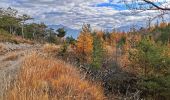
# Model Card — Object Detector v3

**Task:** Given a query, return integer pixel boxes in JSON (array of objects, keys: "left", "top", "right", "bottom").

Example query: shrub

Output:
[{"left": 59, "top": 41, "right": 69, "bottom": 56}]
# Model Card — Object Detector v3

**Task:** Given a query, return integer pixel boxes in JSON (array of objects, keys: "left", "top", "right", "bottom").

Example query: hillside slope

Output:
[{"left": 0, "top": 42, "right": 40, "bottom": 99}]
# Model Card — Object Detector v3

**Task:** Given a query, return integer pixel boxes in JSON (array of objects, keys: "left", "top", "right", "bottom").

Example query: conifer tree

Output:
[
  {"left": 91, "top": 33, "right": 105, "bottom": 69},
  {"left": 76, "top": 24, "right": 93, "bottom": 63}
]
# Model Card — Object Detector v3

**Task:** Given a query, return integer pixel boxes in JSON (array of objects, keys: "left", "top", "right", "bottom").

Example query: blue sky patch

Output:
[
  {"left": 95, "top": 3, "right": 127, "bottom": 10},
  {"left": 95, "top": 1, "right": 165, "bottom": 11}
]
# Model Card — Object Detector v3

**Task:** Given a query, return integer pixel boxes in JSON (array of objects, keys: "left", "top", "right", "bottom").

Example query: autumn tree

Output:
[{"left": 76, "top": 24, "right": 93, "bottom": 64}]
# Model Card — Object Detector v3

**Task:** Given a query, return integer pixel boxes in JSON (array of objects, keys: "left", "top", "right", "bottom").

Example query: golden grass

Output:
[
  {"left": 12, "top": 36, "right": 34, "bottom": 44},
  {"left": 3, "top": 52, "right": 18, "bottom": 61},
  {"left": 5, "top": 52, "right": 105, "bottom": 100},
  {"left": 42, "top": 43, "right": 59, "bottom": 54}
]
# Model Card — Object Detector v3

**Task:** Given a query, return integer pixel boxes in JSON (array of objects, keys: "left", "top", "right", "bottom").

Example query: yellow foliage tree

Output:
[{"left": 76, "top": 24, "right": 93, "bottom": 63}]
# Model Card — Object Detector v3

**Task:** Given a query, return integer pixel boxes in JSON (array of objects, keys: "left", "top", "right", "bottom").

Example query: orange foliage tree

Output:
[
  {"left": 76, "top": 24, "right": 93, "bottom": 63},
  {"left": 118, "top": 33, "right": 142, "bottom": 73}
]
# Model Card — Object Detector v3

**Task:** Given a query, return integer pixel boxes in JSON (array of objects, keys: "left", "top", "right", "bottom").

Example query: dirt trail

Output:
[{"left": 0, "top": 42, "right": 40, "bottom": 99}]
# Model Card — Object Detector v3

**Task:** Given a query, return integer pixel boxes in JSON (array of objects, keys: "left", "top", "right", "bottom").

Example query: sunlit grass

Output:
[
  {"left": 3, "top": 52, "right": 18, "bottom": 61},
  {"left": 5, "top": 52, "right": 105, "bottom": 100},
  {"left": 42, "top": 43, "right": 60, "bottom": 54}
]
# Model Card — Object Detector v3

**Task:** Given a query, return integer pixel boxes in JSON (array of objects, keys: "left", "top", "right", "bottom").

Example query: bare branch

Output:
[{"left": 143, "top": 0, "right": 170, "bottom": 10}]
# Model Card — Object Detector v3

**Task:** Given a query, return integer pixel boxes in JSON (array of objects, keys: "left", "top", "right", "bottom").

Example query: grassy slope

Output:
[{"left": 4, "top": 52, "right": 105, "bottom": 100}]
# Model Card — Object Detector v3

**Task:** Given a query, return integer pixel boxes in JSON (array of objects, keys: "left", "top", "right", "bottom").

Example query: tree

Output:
[
  {"left": 56, "top": 28, "right": 66, "bottom": 38},
  {"left": 0, "top": 7, "right": 20, "bottom": 35},
  {"left": 66, "top": 36, "right": 76, "bottom": 45},
  {"left": 126, "top": 35, "right": 170, "bottom": 99},
  {"left": 19, "top": 14, "right": 32, "bottom": 38},
  {"left": 46, "top": 28, "right": 57, "bottom": 43},
  {"left": 120, "top": 0, "right": 170, "bottom": 22},
  {"left": 23, "top": 23, "right": 47, "bottom": 41},
  {"left": 91, "top": 33, "right": 105, "bottom": 69},
  {"left": 128, "top": 35, "right": 170, "bottom": 75},
  {"left": 149, "top": 22, "right": 170, "bottom": 43},
  {"left": 122, "top": 0, "right": 170, "bottom": 11},
  {"left": 0, "top": 7, "right": 33, "bottom": 37},
  {"left": 142, "top": 0, "right": 170, "bottom": 10},
  {"left": 76, "top": 24, "right": 93, "bottom": 64}
]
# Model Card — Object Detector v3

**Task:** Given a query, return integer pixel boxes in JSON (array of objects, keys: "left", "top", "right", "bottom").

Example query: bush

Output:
[{"left": 59, "top": 41, "right": 69, "bottom": 56}]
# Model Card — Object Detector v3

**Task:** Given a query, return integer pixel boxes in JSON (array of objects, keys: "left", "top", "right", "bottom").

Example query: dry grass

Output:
[
  {"left": 12, "top": 36, "right": 34, "bottom": 44},
  {"left": 42, "top": 43, "right": 60, "bottom": 54},
  {"left": 5, "top": 52, "right": 105, "bottom": 100},
  {"left": 3, "top": 52, "right": 18, "bottom": 61}
]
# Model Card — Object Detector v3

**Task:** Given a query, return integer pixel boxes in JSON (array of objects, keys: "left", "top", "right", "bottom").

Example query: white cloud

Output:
[{"left": 0, "top": 0, "right": 170, "bottom": 30}]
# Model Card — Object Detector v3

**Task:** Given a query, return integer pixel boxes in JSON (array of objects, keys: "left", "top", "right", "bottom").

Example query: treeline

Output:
[
  {"left": 0, "top": 7, "right": 69, "bottom": 43},
  {"left": 60, "top": 23, "right": 170, "bottom": 99}
]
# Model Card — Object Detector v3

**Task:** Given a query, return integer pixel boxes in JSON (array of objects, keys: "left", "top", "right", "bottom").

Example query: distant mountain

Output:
[
  {"left": 48, "top": 24, "right": 80, "bottom": 39},
  {"left": 48, "top": 24, "right": 146, "bottom": 39},
  {"left": 116, "top": 24, "right": 146, "bottom": 32}
]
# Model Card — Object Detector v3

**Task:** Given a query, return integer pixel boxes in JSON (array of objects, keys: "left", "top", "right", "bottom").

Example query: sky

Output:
[{"left": 0, "top": 0, "right": 170, "bottom": 31}]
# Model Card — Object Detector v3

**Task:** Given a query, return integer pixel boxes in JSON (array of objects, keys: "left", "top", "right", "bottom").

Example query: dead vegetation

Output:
[
  {"left": 5, "top": 52, "right": 105, "bottom": 100},
  {"left": 42, "top": 43, "right": 60, "bottom": 54},
  {"left": 3, "top": 52, "right": 18, "bottom": 61}
]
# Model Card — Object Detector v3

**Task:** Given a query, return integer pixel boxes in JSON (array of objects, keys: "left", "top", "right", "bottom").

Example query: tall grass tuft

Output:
[{"left": 42, "top": 43, "right": 59, "bottom": 54}]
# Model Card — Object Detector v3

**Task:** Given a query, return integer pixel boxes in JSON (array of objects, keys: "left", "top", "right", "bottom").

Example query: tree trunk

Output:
[
  {"left": 21, "top": 22, "right": 25, "bottom": 38},
  {"left": 9, "top": 26, "right": 12, "bottom": 34}
]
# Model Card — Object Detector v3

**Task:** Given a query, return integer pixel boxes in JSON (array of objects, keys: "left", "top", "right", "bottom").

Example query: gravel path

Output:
[{"left": 0, "top": 42, "right": 40, "bottom": 99}]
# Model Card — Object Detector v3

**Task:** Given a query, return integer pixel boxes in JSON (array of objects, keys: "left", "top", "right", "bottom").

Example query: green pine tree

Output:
[{"left": 91, "top": 34, "right": 105, "bottom": 69}]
